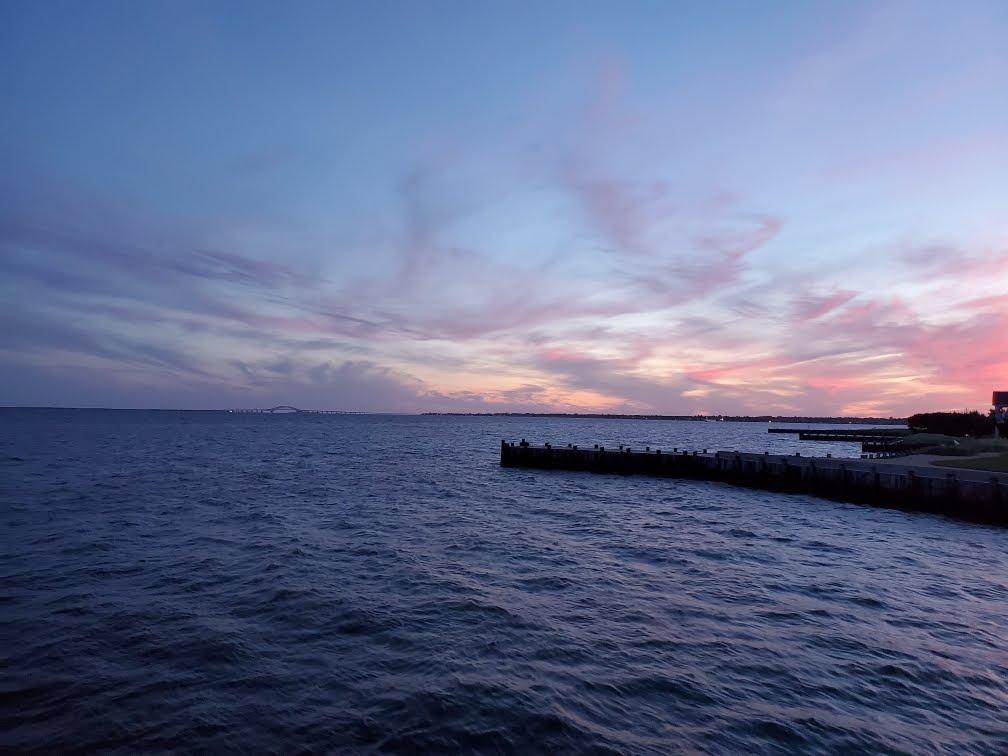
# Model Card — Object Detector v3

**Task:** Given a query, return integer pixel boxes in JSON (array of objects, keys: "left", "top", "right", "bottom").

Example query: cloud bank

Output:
[{"left": 1, "top": 2, "right": 1006, "bottom": 415}]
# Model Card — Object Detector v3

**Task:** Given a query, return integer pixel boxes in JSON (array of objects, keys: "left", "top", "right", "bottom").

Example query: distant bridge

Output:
[{"left": 228, "top": 406, "right": 357, "bottom": 415}]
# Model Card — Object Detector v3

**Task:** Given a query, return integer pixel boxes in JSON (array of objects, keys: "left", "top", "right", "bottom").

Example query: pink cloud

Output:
[{"left": 792, "top": 289, "right": 858, "bottom": 321}]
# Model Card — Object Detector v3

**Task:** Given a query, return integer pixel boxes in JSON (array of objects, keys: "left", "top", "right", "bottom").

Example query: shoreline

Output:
[{"left": 426, "top": 412, "right": 907, "bottom": 424}]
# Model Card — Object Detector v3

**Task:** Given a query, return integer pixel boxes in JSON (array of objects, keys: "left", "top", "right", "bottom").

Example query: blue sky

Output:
[{"left": 1, "top": 1, "right": 1006, "bottom": 413}]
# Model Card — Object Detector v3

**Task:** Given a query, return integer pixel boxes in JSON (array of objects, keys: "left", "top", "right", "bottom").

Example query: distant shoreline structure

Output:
[
  {"left": 423, "top": 412, "right": 907, "bottom": 424},
  {"left": 228, "top": 406, "right": 363, "bottom": 414},
  {"left": 1, "top": 407, "right": 906, "bottom": 424}
]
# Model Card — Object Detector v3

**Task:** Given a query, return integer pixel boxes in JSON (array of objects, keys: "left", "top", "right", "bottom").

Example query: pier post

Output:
[{"left": 945, "top": 472, "right": 957, "bottom": 499}]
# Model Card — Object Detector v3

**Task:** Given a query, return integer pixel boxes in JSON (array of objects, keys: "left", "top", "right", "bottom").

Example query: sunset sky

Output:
[{"left": 1, "top": 0, "right": 1006, "bottom": 415}]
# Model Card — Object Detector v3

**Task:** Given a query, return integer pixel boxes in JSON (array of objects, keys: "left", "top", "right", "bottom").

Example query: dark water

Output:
[{"left": 1, "top": 410, "right": 1006, "bottom": 753}]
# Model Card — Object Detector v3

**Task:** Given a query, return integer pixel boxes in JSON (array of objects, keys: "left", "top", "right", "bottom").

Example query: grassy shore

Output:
[
  {"left": 895, "top": 434, "right": 1008, "bottom": 454},
  {"left": 931, "top": 454, "right": 1008, "bottom": 473},
  {"left": 889, "top": 434, "right": 1008, "bottom": 472}
]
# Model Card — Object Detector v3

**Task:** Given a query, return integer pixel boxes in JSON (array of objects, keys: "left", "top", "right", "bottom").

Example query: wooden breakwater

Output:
[
  {"left": 768, "top": 427, "right": 910, "bottom": 442},
  {"left": 500, "top": 441, "right": 1007, "bottom": 525}
]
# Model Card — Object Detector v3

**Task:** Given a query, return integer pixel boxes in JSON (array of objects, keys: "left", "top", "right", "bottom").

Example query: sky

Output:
[{"left": 1, "top": 0, "right": 1006, "bottom": 415}]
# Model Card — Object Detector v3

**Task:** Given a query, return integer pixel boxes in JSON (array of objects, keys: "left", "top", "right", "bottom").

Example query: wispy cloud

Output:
[{"left": 2, "top": 1, "right": 1006, "bottom": 414}]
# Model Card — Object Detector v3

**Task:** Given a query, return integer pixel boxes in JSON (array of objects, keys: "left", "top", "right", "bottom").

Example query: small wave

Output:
[
  {"left": 726, "top": 527, "right": 758, "bottom": 538},
  {"left": 603, "top": 674, "right": 718, "bottom": 705},
  {"left": 518, "top": 575, "right": 574, "bottom": 592},
  {"left": 849, "top": 595, "right": 887, "bottom": 610}
]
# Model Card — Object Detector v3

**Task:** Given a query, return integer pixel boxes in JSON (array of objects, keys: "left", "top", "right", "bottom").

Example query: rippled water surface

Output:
[{"left": 2, "top": 410, "right": 1006, "bottom": 753}]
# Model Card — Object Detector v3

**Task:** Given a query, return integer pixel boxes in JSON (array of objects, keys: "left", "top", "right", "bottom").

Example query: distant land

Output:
[{"left": 422, "top": 413, "right": 907, "bottom": 424}]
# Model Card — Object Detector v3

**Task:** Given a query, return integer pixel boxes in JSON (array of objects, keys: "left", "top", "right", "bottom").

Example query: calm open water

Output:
[{"left": 1, "top": 409, "right": 1006, "bottom": 753}]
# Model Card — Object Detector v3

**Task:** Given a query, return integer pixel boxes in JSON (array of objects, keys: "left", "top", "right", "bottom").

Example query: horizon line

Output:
[{"left": 0, "top": 405, "right": 931, "bottom": 421}]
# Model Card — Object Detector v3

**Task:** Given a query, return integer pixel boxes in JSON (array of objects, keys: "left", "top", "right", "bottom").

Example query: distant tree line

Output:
[{"left": 907, "top": 411, "right": 994, "bottom": 437}]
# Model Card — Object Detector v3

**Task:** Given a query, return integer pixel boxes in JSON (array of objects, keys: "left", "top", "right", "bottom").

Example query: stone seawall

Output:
[{"left": 500, "top": 441, "right": 1007, "bottom": 525}]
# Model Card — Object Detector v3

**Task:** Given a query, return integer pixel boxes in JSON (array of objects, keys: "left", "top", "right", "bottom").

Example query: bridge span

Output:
[{"left": 229, "top": 406, "right": 350, "bottom": 414}]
